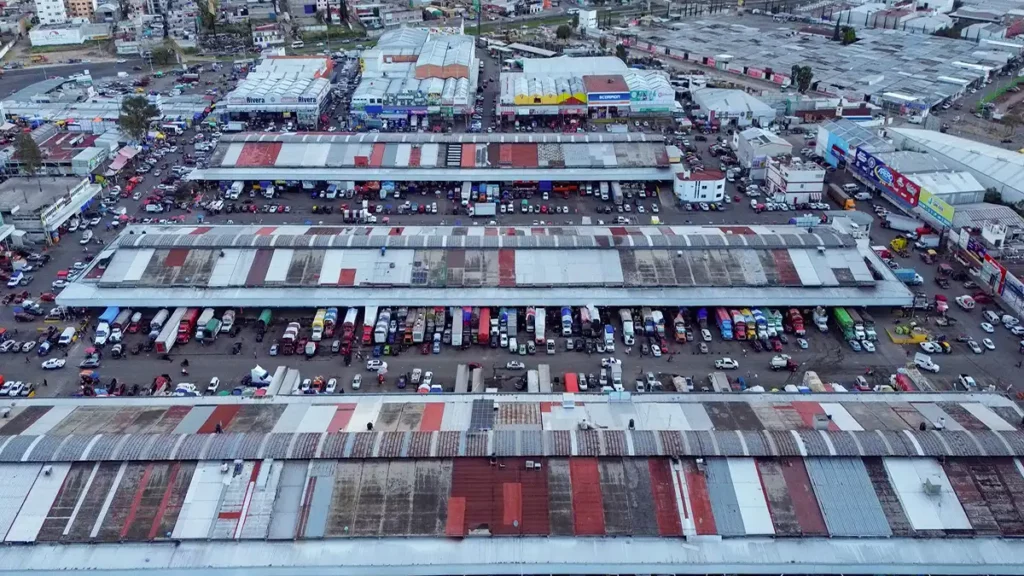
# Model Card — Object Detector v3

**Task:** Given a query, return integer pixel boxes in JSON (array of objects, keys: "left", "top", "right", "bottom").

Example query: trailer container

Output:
[
  {"left": 652, "top": 310, "right": 665, "bottom": 336},
  {"left": 715, "top": 308, "right": 733, "bottom": 339},
  {"left": 697, "top": 307, "right": 708, "bottom": 329},
  {"left": 612, "top": 182, "right": 624, "bottom": 205},
  {"left": 828, "top": 183, "right": 855, "bottom": 210},
  {"left": 507, "top": 308, "right": 517, "bottom": 334},
  {"left": 454, "top": 364, "right": 470, "bottom": 393},
  {"left": 803, "top": 371, "right": 826, "bottom": 393},
  {"left": 641, "top": 307, "right": 654, "bottom": 335},
  {"left": 527, "top": 370, "right": 539, "bottom": 393},
  {"left": 603, "top": 325, "right": 614, "bottom": 350},
  {"left": 534, "top": 308, "right": 546, "bottom": 344},
  {"left": 471, "top": 369, "right": 484, "bottom": 392},
  {"left": 413, "top": 308, "right": 427, "bottom": 343},
  {"left": 195, "top": 308, "right": 215, "bottom": 339},
  {"left": 98, "top": 307, "right": 119, "bottom": 325},
  {"left": 709, "top": 371, "right": 731, "bottom": 392},
  {"left": 450, "top": 307, "right": 463, "bottom": 347},
  {"left": 893, "top": 268, "right": 923, "bottom": 285},
  {"left": 478, "top": 308, "right": 491, "bottom": 345},
  {"left": 149, "top": 309, "right": 170, "bottom": 333},
  {"left": 258, "top": 309, "right": 272, "bottom": 331},
  {"left": 833, "top": 308, "right": 854, "bottom": 340},
  {"left": 112, "top": 309, "right": 132, "bottom": 330},
  {"left": 154, "top": 320, "right": 178, "bottom": 354},
  {"left": 586, "top": 305, "right": 601, "bottom": 336},
  {"left": 883, "top": 213, "right": 923, "bottom": 233},
  {"left": 374, "top": 308, "right": 391, "bottom": 344},
  {"left": 538, "top": 364, "right": 552, "bottom": 393}
]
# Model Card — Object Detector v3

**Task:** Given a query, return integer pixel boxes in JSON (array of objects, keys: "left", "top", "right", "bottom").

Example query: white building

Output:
[
  {"left": 579, "top": 9, "right": 597, "bottom": 30},
  {"left": 691, "top": 88, "right": 776, "bottom": 128},
  {"left": 29, "top": 22, "right": 110, "bottom": 46},
  {"left": 735, "top": 127, "right": 792, "bottom": 181},
  {"left": 34, "top": 0, "right": 68, "bottom": 25},
  {"left": 252, "top": 23, "right": 285, "bottom": 48},
  {"left": 673, "top": 167, "right": 726, "bottom": 203},
  {"left": 765, "top": 157, "right": 826, "bottom": 204}
]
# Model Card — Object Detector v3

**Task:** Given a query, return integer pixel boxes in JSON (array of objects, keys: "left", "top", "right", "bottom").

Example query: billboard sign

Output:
[
  {"left": 853, "top": 148, "right": 920, "bottom": 207},
  {"left": 588, "top": 92, "right": 630, "bottom": 104},
  {"left": 917, "top": 188, "right": 955, "bottom": 228}
]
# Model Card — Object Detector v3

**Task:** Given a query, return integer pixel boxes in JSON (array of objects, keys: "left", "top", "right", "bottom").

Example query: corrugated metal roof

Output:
[
  {"left": 703, "top": 458, "right": 745, "bottom": 536},
  {"left": 804, "top": 457, "right": 893, "bottom": 537}
]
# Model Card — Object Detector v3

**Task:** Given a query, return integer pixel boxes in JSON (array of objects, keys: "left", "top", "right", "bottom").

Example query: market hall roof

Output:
[
  {"left": 0, "top": 394, "right": 1021, "bottom": 575},
  {"left": 55, "top": 224, "right": 915, "bottom": 307},
  {"left": 186, "top": 131, "right": 674, "bottom": 181}
]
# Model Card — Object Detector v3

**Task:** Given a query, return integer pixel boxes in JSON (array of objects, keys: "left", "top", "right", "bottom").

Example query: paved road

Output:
[{"left": 1, "top": 59, "right": 146, "bottom": 96}]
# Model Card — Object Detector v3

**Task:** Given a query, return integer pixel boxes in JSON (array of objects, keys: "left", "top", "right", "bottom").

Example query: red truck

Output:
[
  {"left": 787, "top": 309, "right": 805, "bottom": 336},
  {"left": 176, "top": 308, "right": 199, "bottom": 344}
]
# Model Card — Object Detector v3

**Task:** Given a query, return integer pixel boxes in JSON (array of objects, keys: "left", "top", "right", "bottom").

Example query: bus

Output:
[
  {"left": 311, "top": 308, "right": 327, "bottom": 341},
  {"left": 564, "top": 372, "right": 579, "bottom": 393}
]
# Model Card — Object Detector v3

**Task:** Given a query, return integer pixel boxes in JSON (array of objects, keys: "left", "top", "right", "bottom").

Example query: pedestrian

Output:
[
  {"left": 24, "top": 356, "right": 29, "bottom": 364},
  {"left": 43, "top": 379, "right": 47, "bottom": 387}
]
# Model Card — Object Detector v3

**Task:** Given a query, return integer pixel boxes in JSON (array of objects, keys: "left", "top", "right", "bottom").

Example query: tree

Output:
[
  {"left": 792, "top": 65, "right": 813, "bottom": 92},
  {"left": 119, "top": 95, "right": 160, "bottom": 143},
  {"left": 615, "top": 43, "right": 628, "bottom": 63},
  {"left": 571, "top": 11, "right": 579, "bottom": 30},
  {"left": 840, "top": 25, "right": 857, "bottom": 45},
  {"left": 16, "top": 133, "right": 42, "bottom": 178},
  {"left": 555, "top": 24, "right": 572, "bottom": 40},
  {"left": 151, "top": 45, "right": 176, "bottom": 65}
]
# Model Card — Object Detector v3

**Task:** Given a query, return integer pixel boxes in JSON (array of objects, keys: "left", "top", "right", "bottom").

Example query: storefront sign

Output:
[
  {"left": 917, "top": 188, "right": 955, "bottom": 228},
  {"left": 747, "top": 68, "right": 764, "bottom": 79},
  {"left": 706, "top": 57, "right": 716, "bottom": 67},
  {"left": 771, "top": 73, "right": 787, "bottom": 85},
  {"left": 984, "top": 253, "right": 1007, "bottom": 294},
  {"left": 853, "top": 147, "right": 920, "bottom": 207},
  {"left": 588, "top": 92, "right": 630, "bottom": 103}
]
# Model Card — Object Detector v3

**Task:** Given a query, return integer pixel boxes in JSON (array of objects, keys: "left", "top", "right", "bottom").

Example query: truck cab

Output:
[{"left": 94, "top": 322, "right": 110, "bottom": 346}]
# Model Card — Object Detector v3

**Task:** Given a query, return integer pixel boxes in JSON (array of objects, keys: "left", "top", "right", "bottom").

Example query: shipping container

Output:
[{"left": 527, "top": 370, "right": 539, "bottom": 393}]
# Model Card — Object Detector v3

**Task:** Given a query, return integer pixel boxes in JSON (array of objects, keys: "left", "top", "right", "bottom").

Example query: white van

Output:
[
  {"left": 58, "top": 327, "right": 77, "bottom": 345},
  {"left": 508, "top": 337, "right": 517, "bottom": 354},
  {"left": 145, "top": 203, "right": 164, "bottom": 213},
  {"left": 914, "top": 352, "right": 940, "bottom": 373}
]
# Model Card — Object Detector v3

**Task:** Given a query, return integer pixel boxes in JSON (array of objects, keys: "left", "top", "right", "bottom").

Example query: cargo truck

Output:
[
  {"left": 98, "top": 307, "right": 120, "bottom": 326},
  {"left": 833, "top": 308, "right": 854, "bottom": 340},
  {"left": 454, "top": 364, "right": 470, "bottom": 393},
  {"left": 198, "top": 318, "right": 221, "bottom": 341},
  {"left": 538, "top": 364, "right": 552, "bottom": 393},
  {"left": 731, "top": 309, "right": 745, "bottom": 340},
  {"left": 478, "top": 308, "right": 491, "bottom": 345},
  {"left": 560, "top": 307, "right": 573, "bottom": 336},
  {"left": 586, "top": 305, "right": 601, "bottom": 336},
  {"left": 149, "top": 309, "right": 170, "bottom": 334},
  {"left": 112, "top": 309, "right": 132, "bottom": 330},
  {"left": 619, "top": 309, "right": 635, "bottom": 345},
  {"left": 861, "top": 310, "right": 877, "bottom": 341},
  {"left": 827, "top": 183, "right": 855, "bottom": 210},
  {"left": 715, "top": 308, "right": 733, "bottom": 340},
  {"left": 708, "top": 371, "right": 731, "bottom": 392},
  {"left": 603, "top": 325, "right": 615, "bottom": 351},
  {"left": 610, "top": 363, "right": 622, "bottom": 388},
  {"left": 652, "top": 310, "right": 665, "bottom": 336},
  {"left": 258, "top": 309, "right": 272, "bottom": 333},
  {"left": 673, "top": 312, "right": 687, "bottom": 342},
  {"left": 787, "top": 309, "right": 805, "bottom": 336},
  {"left": 311, "top": 308, "right": 327, "bottom": 341},
  {"left": 177, "top": 308, "right": 200, "bottom": 344},
  {"left": 642, "top": 307, "right": 655, "bottom": 335},
  {"left": 697, "top": 308, "right": 708, "bottom": 329},
  {"left": 803, "top": 371, "right": 826, "bottom": 393},
  {"left": 893, "top": 268, "right": 924, "bottom": 285},
  {"left": 195, "top": 308, "right": 215, "bottom": 339},
  {"left": 847, "top": 308, "right": 865, "bottom": 340},
  {"left": 470, "top": 202, "right": 496, "bottom": 217},
  {"left": 914, "top": 234, "right": 940, "bottom": 250},
  {"left": 612, "top": 182, "right": 624, "bottom": 205},
  {"left": 812, "top": 306, "right": 828, "bottom": 332},
  {"left": 883, "top": 213, "right": 922, "bottom": 233},
  {"left": 374, "top": 308, "right": 391, "bottom": 344},
  {"left": 325, "top": 308, "right": 341, "bottom": 338},
  {"left": 221, "top": 310, "right": 235, "bottom": 333},
  {"left": 534, "top": 308, "right": 546, "bottom": 344},
  {"left": 451, "top": 308, "right": 464, "bottom": 347},
  {"left": 362, "top": 306, "right": 378, "bottom": 344}
]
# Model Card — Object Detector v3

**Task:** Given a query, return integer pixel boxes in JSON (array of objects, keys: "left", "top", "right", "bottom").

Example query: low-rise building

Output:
[
  {"left": 220, "top": 56, "right": 334, "bottom": 128},
  {"left": 765, "top": 157, "right": 826, "bottom": 204},
  {"left": 252, "top": 23, "right": 285, "bottom": 48},
  {"left": 673, "top": 165, "right": 725, "bottom": 203},
  {"left": 691, "top": 88, "right": 776, "bottom": 128},
  {"left": 736, "top": 127, "right": 791, "bottom": 181},
  {"left": 0, "top": 176, "right": 102, "bottom": 243},
  {"left": 28, "top": 22, "right": 111, "bottom": 46}
]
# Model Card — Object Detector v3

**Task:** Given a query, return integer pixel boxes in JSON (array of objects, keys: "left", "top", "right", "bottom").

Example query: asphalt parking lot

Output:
[{"left": 3, "top": 66, "right": 1023, "bottom": 399}]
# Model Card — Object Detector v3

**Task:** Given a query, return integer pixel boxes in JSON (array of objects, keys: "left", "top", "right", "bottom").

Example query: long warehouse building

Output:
[
  {"left": 0, "top": 393, "right": 1021, "bottom": 575},
  {"left": 55, "top": 223, "right": 915, "bottom": 307}
]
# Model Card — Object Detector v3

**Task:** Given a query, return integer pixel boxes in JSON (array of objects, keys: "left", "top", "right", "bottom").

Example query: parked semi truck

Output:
[
  {"left": 883, "top": 213, "right": 923, "bottom": 233},
  {"left": 560, "top": 307, "right": 573, "bottom": 336},
  {"left": 847, "top": 308, "right": 865, "bottom": 340},
  {"left": 827, "top": 183, "right": 855, "bottom": 210},
  {"left": 894, "top": 268, "right": 924, "bottom": 285},
  {"left": 861, "top": 310, "right": 877, "bottom": 341},
  {"left": 812, "top": 306, "right": 828, "bottom": 332},
  {"left": 619, "top": 309, "right": 635, "bottom": 345},
  {"left": 833, "top": 308, "right": 854, "bottom": 340}
]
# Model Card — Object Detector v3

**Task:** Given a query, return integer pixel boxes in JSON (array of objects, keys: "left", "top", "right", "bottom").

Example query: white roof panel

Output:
[
  {"left": 124, "top": 248, "right": 155, "bottom": 282},
  {"left": 883, "top": 458, "right": 971, "bottom": 531},
  {"left": 265, "top": 249, "right": 294, "bottom": 283},
  {"left": 222, "top": 142, "right": 245, "bottom": 167},
  {"left": 208, "top": 249, "right": 244, "bottom": 287},
  {"left": 727, "top": 458, "right": 776, "bottom": 536},
  {"left": 300, "top": 143, "right": 332, "bottom": 167},
  {"left": 4, "top": 463, "right": 70, "bottom": 543}
]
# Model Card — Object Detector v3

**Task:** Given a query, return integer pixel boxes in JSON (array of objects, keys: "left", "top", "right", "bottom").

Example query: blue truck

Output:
[
  {"left": 98, "top": 307, "right": 120, "bottom": 325},
  {"left": 893, "top": 268, "right": 923, "bottom": 285}
]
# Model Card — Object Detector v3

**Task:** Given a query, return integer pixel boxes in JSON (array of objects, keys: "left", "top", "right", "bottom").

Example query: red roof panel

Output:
[
  {"left": 419, "top": 404, "right": 444, "bottom": 431},
  {"left": 569, "top": 458, "right": 605, "bottom": 535},
  {"left": 198, "top": 406, "right": 241, "bottom": 434},
  {"left": 502, "top": 482, "right": 522, "bottom": 528},
  {"left": 499, "top": 144, "right": 512, "bottom": 166},
  {"left": 648, "top": 459, "right": 683, "bottom": 536},
  {"left": 681, "top": 459, "right": 717, "bottom": 535},
  {"left": 164, "top": 249, "right": 189, "bottom": 267},
  {"left": 255, "top": 226, "right": 276, "bottom": 236},
  {"left": 445, "top": 497, "right": 466, "bottom": 537},
  {"left": 245, "top": 249, "right": 274, "bottom": 285},
  {"left": 408, "top": 146, "right": 421, "bottom": 167},
  {"left": 236, "top": 142, "right": 283, "bottom": 167},
  {"left": 461, "top": 144, "right": 476, "bottom": 168},
  {"left": 327, "top": 404, "right": 356, "bottom": 433},
  {"left": 189, "top": 226, "right": 213, "bottom": 235},
  {"left": 791, "top": 402, "right": 839, "bottom": 431},
  {"left": 498, "top": 249, "right": 516, "bottom": 288},
  {"left": 369, "top": 143, "right": 386, "bottom": 168},
  {"left": 511, "top": 144, "right": 538, "bottom": 168},
  {"left": 338, "top": 268, "right": 357, "bottom": 286},
  {"left": 779, "top": 457, "right": 829, "bottom": 536}
]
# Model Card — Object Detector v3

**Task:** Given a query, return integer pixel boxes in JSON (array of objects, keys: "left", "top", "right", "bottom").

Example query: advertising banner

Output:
[
  {"left": 917, "top": 188, "right": 955, "bottom": 228},
  {"left": 747, "top": 68, "right": 764, "bottom": 79},
  {"left": 983, "top": 254, "right": 1007, "bottom": 294},
  {"left": 771, "top": 73, "right": 787, "bottom": 85},
  {"left": 852, "top": 147, "right": 920, "bottom": 207},
  {"left": 588, "top": 92, "right": 630, "bottom": 105}
]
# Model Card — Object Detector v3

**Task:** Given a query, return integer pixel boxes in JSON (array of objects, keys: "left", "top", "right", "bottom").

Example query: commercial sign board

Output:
[
  {"left": 587, "top": 92, "right": 630, "bottom": 105},
  {"left": 747, "top": 68, "right": 764, "bottom": 79},
  {"left": 917, "top": 188, "right": 955, "bottom": 228},
  {"left": 853, "top": 147, "right": 920, "bottom": 207}
]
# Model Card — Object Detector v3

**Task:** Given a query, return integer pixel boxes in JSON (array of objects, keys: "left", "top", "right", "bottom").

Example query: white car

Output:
[
  {"left": 651, "top": 344, "right": 662, "bottom": 357},
  {"left": 715, "top": 358, "right": 739, "bottom": 370},
  {"left": 861, "top": 340, "right": 875, "bottom": 353},
  {"left": 41, "top": 358, "right": 66, "bottom": 370},
  {"left": 968, "top": 340, "right": 983, "bottom": 354},
  {"left": 423, "top": 371, "right": 433, "bottom": 387},
  {"left": 701, "top": 329, "right": 712, "bottom": 341},
  {"left": 958, "top": 374, "right": 978, "bottom": 390},
  {"left": 352, "top": 374, "right": 361, "bottom": 390},
  {"left": 79, "top": 230, "right": 93, "bottom": 245},
  {"left": 919, "top": 341, "right": 941, "bottom": 354},
  {"left": 365, "top": 359, "right": 383, "bottom": 371},
  {"left": 326, "top": 378, "right": 337, "bottom": 393},
  {"left": 1011, "top": 325, "right": 1024, "bottom": 336},
  {"left": 982, "top": 338, "right": 996, "bottom": 350},
  {"left": 52, "top": 280, "right": 68, "bottom": 290},
  {"left": 411, "top": 368, "right": 422, "bottom": 384},
  {"left": 506, "top": 361, "right": 525, "bottom": 370},
  {"left": 981, "top": 322, "right": 995, "bottom": 333},
  {"left": 300, "top": 378, "right": 311, "bottom": 393},
  {"left": 600, "top": 357, "right": 621, "bottom": 368},
  {"left": 206, "top": 377, "right": 220, "bottom": 394}
]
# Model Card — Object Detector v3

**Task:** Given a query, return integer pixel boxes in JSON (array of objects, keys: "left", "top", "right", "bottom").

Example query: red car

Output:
[
  {"left": 771, "top": 339, "right": 783, "bottom": 352},
  {"left": 38, "top": 293, "right": 56, "bottom": 302},
  {"left": 420, "top": 343, "right": 430, "bottom": 355}
]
